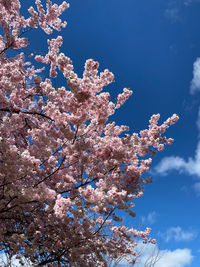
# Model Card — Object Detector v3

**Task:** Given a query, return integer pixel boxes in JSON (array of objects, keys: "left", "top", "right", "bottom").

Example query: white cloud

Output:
[
  {"left": 135, "top": 243, "right": 193, "bottom": 267},
  {"left": 141, "top": 211, "right": 157, "bottom": 225},
  {"left": 163, "top": 226, "right": 197, "bottom": 242},
  {"left": 154, "top": 59, "right": 200, "bottom": 195},
  {"left": 153, "top": 144, "right": 200, "bottom": 178},
  {"left": 190, "top": 58, "right": 200, "bottom": 94},
  {"left": 154, "top": 106, "right": 200, "bottom": 182},
  {"left": 115, "top": 242, "right": 193, "bottom": 267},
  {"left": 154, "top": 156, "right": 190, "bottom": 176},
  {"left": 153, "top": 248, "right": 193, "bottom": 267}
]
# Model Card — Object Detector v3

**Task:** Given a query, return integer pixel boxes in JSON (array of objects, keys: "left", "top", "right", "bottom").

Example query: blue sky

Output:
[{"left": 19, "top": 0, "right": 200, "bottom": 266}]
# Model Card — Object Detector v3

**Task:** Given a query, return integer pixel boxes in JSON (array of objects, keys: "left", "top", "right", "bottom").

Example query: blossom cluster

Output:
[{"left": 0, "top": 1, "right": 178, "bottom": 266}]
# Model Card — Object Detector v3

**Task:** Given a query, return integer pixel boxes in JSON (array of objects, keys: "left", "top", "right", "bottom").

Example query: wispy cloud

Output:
[
  {"left": 190, "top": 58, "right": 200, "bottom": 94},
  {"left": 154, "top": 106, "right": 200, "bottom": 187},
  {"left": 135, "top": 242, "right": 193, "bottom": 267},
  {"left": 165, "top": 0, "right": 200, "bottom": 23},
  {"left": 162, "top": 226, "right": 198, "bottom": 242},
  {"left": 184, "top": 0, "right": 200, "bottom": 6},
  {"left": 164, "top": 0, "right": 182, "bottom": 23},
  {"left": 154, "top": 57, "right": 200, "bottom": 195},
  {"left": 117, "top": 242, "right": 193, "bottom": 267},
  {"left": 193, "top": 182, "right": 200, "bottom": 196},
  {"left": 165, "top": 7, "right": 180, "bottom": 22},
  {"left": 154, "top": 156, "right": 193, "bottom": 176},
  {"left": 153, "top": 248, "right": 193, "bottom": 267},
  {"left": 153, "top": 141, "right": 200, "bottom": 178},
  {"left": 141, "top": 211, "right": 157, "bottom": 225}
]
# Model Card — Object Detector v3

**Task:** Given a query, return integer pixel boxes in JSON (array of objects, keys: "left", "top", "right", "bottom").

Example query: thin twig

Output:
[
  {"left": 33, "top": 156, "right": 66, "bottom": 187},
  {"left": 0, "top": 108, "right": 53, "bottom": 121},
  {"left": 93, "top": 209, "right": 115, "bottom": 236},
  {"left": 72, "top": 125, "right": 79, "bottom": 144},
  {"left": 0, "top": 27, "right": 33, "bottom": 55},
  {"left": 60, "top": 166, "right": 116, "bottom": 194}
]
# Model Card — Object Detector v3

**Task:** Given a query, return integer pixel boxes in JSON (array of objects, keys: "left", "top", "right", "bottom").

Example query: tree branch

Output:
[
  {"left": 0, "top": 108, "right": 54, "bottom": 121},
  {"left": 60, "top": 166, "right": 116, "bottom": 194},
  {"left": 33, "top": 156, "right": 66, "bottom": 187},
  {"left": 0, "top": 27, "right": 33, "bottom": 55}
]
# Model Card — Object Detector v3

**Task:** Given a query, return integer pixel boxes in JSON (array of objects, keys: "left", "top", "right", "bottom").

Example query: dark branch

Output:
[
  {"left": 37, "top": 249, "right": 67, "bottom": 266},
  {"left": 0, "top": 27, "right": 33, "bottom": 55},
  {"left": 60, "top": 166, "right": 116, "bottom": 194},
  {"left": 33, "top": 156, "right": 66, "bottom": 187},
  {"left": 0, "top": 108, "right": 54, "bottom": 121},
  {"left": 93, "top": 209, "right": 115, "bottom": 236}
]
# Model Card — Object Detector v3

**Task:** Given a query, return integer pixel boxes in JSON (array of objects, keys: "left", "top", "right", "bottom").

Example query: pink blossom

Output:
[{"left": 0, "top": 0, "right": 179, "bottom": 265}]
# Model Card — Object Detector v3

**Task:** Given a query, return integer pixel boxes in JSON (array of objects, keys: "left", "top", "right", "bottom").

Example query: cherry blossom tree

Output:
[{"left": 0, "top": 0, "right": 179, "bottom": 266}]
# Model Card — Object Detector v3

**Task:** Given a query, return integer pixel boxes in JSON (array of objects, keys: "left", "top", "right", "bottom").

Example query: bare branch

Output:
[{"left": 0, "top": 108, "right": 54, "bottom": 121}]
